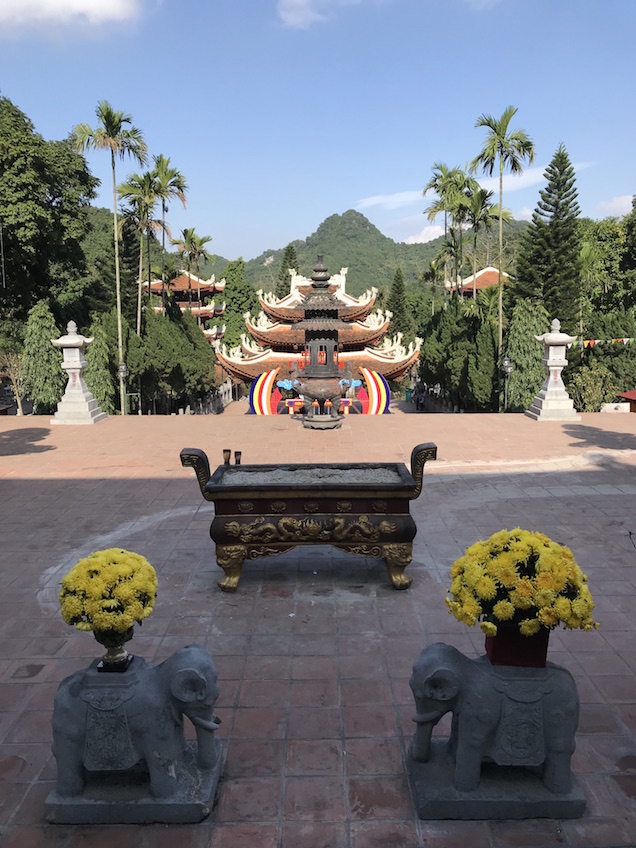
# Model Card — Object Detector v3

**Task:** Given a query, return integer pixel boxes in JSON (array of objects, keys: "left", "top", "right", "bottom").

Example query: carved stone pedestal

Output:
[{"left": 408, "top": 739, "right": 586, "bottom": 820}]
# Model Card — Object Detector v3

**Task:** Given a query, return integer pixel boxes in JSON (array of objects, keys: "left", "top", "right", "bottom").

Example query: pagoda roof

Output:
[
  {"left": 446, "top": 266, "right": 510, "bottom": 294},
  {"left": 152, "top": 301, "right": 225, "bottom": 318},
  {"left": 245, "top": 311, "right": 392, "bottom": 351},
  {"left": 147, "top": 273, "right": 226, "bottom": 295},
  {"left": 215, "top": 333, "right": 420, "bottom": 384}
]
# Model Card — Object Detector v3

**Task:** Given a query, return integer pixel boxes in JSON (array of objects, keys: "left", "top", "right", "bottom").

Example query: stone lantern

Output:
[
  {"left": 526, "top": 318, "right": 580, "bottom": 421},
  {"left": 50, "top": 321, "right": 106, "bottom": 425}
]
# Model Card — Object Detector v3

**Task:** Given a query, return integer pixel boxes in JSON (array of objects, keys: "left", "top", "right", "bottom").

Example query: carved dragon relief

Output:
[{"left": 224, "top": 515, "right": 397, "bottom": 544}]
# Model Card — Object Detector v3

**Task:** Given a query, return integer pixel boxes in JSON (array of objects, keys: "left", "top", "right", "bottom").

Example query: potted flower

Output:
[
  {"left": 59, "top": 548, "right": 158, "bottom": 670},
  {"left": 446, "top": 528, "right": 597, "bottom": 667}
]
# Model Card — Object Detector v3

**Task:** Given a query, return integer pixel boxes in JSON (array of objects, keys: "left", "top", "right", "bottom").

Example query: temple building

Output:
[
  {"left": 215, "top": 261, "right": 421, "bottom": 384},
  {"left": 147, "top": 273, "right": 226, "bottom": 343}
]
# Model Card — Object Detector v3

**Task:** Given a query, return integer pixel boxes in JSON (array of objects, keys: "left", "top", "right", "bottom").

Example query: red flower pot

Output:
[{"left": 485, "top": 626, "right": 549, "bottom": 668}]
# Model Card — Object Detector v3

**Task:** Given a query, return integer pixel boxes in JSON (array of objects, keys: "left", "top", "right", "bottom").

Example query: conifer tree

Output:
[
  {"left": 386, "top": 266, "right": 413, "bottom": 344},
  {"left": 217, "top": 258, "right": 258, "bottom": 350},
  {"left": 504, "top": 298, "right": 549, "bottom": 412},
  {"left": 515, "top": 144, "right": 581, "bottom": 333},
  {"left": 22, "top": 300, "right": 65, "bottom": 413},
  {"left": 276, "top": 244, "right": 299, "bottom": 299},
  {"left": 467, "top": 318, "right": 496, "bottom": 410},
  {"left": 84, "top": 315, "right": 115, "bottom": 415}
]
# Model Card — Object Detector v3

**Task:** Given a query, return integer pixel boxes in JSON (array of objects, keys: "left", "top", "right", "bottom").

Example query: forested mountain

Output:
[{"left": 242, "top": 210, "right": 529, "bottom": 296}]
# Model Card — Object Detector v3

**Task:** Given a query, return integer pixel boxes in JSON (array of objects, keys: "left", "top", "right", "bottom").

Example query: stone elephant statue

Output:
[
  {"left": 52, "top": 643, "right": 221, "bottom": 799},
  {"left": 409, "top": 642, "right": 579, "bottom": 794}
]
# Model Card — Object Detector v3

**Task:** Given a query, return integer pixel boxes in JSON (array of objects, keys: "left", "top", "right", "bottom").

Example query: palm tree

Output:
[
  {"left": 118, "top": 171, "right": 160, "bottom": 335},
  {"left": 73, "top": 102, "right": 147, "bottom": 414},
  {"left": 465, "top": 189, "right": 511, "bottom": 300},
  {"left": 470, "top": 105, "right": 535, "bottom": 356},
  {"left": 172, "top": 228, "right": 213, "bottom": 321},
  {"left": 151, "top": 155, "right": 187, "bottom": 311},
  {"left": 423, "top": 162, "right": 460, "bottom": 285}
]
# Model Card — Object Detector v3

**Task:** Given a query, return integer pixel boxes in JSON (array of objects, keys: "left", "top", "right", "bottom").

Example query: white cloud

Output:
[
  {"left": 404, "top": 224, "right": 445, "bottom": 245},
  {"left": 475, "top": 166, "right": 547, "bottom": 195},
  {"left": 356, "top": 190, "right": 421, "bottom": 211},
  {"left": 598, "top": 195, "right": 633, "bottom": 217},
  {"left": 277, "top": 0, "right": 363, "bottom": 29},
  {"left": 515, "top": 207, "right": 534, "bottom": 222},
  {"left": 0, "top": 0, "right": 142, "bottom": 27}
]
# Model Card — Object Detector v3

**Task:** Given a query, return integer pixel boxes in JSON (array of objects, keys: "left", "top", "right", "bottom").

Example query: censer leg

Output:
[
  {"left": 383, "top": 543, "right": 413, "bottom": 589},
  {"left": 215, "top": 544, "right": 246, "bottom": 592}
]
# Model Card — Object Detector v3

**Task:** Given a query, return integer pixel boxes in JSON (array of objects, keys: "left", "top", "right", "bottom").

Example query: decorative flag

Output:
[
  {"left": 249, "top": 369, "right": 280, "bottom": 415},
  {"left": 360, "top": 368, "right": 390, "bottom": 414}
]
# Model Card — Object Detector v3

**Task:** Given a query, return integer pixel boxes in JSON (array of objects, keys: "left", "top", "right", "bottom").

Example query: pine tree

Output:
[
  {"left": 467, "top": 318, "right": 496, "bottom": 410},
  {"left": 504, "top": 298, "right": 549, "bottom": 412},
  {"left": 514, "top": 144, "right": 581, "bottom": 333},
  {"left": 84, "top": 315, "right": 115, "bottom": 415},
  {"left": 276, "top": 243, "right": 299, "bottom": 299},
  {"left": 217, "top": 258, "right": 258, "bottom": 350},
  {"left": 22, "top": 300, "right": 66, "bottom": 413},
  {"left": 386, "top": 266, "right": 413, "bottom": 344}
]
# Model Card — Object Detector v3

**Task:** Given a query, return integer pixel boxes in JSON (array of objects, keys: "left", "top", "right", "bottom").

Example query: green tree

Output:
[
  {"left": 172, "top": 227, "right": 213, "bottom": 313},
  {"left": 386, "top": 266, "right": 413, "bottom": 343},
  {"left": 22, "top": 301, "right": 66, "bottom": 413},
  {"left": 504, "top": 298, "right": 549, "bottom": 412},
  {"left": 118, "top": 170, "right": 159, "bottom": 335},
  {"left": 151, "top": 155, "right": 188, "bottom": 310},
  {"left": 72, "top": 101, "right": 147, "bottom": 414},
  {"left": 276, "top": 243, "right": 299, "bottom": 299},
  {"left": 84, "top": 314, "right": 115, "bottom": 415},
  {"left": 0, "top": 97, "right": 97, "bottom": 317},
  {"left": 514, "top": 145, "right": 581, "bottom": 333},
  {"left": 0, "top": 350, "right": 26, "bottom": 415},
  {"left": 620, "top": 196, "right": 636, "bottom": 295},
  {"left": 217, "top": 258, "right": 258, "bottom": 350},
  {"left": 465, "top": 187, "right": 506, "bottom": 299},
  {"left": 467, "top": 316, "right": 497, "bottom": 410},
  {"left": 568, "top": 359, "right": 616, "bottom": 412},
  {"left": 471, "top": 105, "right": 535, "bottom": 354}
]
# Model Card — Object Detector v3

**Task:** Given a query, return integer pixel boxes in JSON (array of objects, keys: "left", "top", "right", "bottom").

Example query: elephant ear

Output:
[
  {"left": 170, "top": 668, "right": 207, "bottom": 703},
  {"left": 422, "top": 668, "right": 460, "bottom": 701}
]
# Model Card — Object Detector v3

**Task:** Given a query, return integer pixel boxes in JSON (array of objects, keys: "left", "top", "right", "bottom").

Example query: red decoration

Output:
[
  {"left": 357, "top": 386, "right": 369, "bottom": 415},
  {"left": 485, "top": 626, "right": 549, "bottom": 668}
]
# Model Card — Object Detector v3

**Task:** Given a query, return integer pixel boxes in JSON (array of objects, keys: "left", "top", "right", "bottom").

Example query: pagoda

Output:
[
  {"left": 215, "top": 258, "right": 421, "bottom": 387},
  {"left": 147, "top": 272, "right": 226, "bottom": 343}
]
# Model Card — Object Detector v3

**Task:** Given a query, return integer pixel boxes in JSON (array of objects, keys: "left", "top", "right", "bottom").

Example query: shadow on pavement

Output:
[
  {"left": 563, "top": 422, "right": 636, "bottom": 452},
  {"left": 0, "top": 426, "right": 54, "bottom": 456}
]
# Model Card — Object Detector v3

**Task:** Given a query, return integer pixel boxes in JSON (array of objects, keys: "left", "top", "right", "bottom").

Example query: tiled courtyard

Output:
[{"left": 1, "top": 403, "right": 635, "bottom": 847}]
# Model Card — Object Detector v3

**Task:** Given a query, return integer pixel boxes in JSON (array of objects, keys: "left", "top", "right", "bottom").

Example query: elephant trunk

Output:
[
  {"left": 191, "top": 714, "right": 221, "bottom": 770},
  {"left": 410, "top": 721, "right": 433, "bottom": 763}
]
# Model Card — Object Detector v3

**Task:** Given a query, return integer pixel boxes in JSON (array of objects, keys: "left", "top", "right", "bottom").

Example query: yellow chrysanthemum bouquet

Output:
[
  {"left": 446, "top": 529, "right": 598, "bottom": 637},
  {"left": 59, "top": 548, "right": 158, "bottom": 634}
]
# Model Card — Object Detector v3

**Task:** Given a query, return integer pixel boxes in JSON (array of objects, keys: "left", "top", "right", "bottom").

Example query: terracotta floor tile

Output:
[
  {"left": 139, "top": 823, "right": 213, "bottom": 847},
  {"left": 343, "top": 736, "right": 404, "bottom": 775},
  {"left": 231, "top": 707, "right": 287, "bottom": 739},
  {"left": 281, "top": 821, "right": 348, "bottom": 848},
  {"left": 418, "top": 820, "right": 492, "bottom": 847},
  {"left": 288, "top": 707, "right": 341, "bottom": 740},
  {"left": 239, "top": 679, "right": 289, "bottom": 708},
  {"left": 286, "top": 739, "right": 344, "bottom": 776},
  {"left": 349, "top": 819, "right": 421, "bottom": 848},
  {"left": 223, "top": 739, "right": 285, "bottom": 778},
  {"left": 283, "top": 775, "right": 346, "bottom": 821},
  {"left": 215, "top": 777, "right": 282, "bottom": 822},
  {"left": 342, "top": 705, "right": 399, "bottom": 738},
  {"left": 290, "top": 678, "right": 339, "bottom": 708},
  {"left": 340, "top": 678, "right": 393, "bottom": 707},
  {"left": 210, "top": 823, "right": 279, "bottom": 848},
  {"left": 347, "top": 774, "right": 413, "bottom": 819}
]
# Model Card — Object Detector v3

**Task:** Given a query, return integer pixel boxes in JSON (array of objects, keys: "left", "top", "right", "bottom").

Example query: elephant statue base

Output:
[
  {"left": 407, "top": 643, "right": 586, "bottom": 820},
  {"left": 45, "top": 644, "right": 224, "bottom": 824}
]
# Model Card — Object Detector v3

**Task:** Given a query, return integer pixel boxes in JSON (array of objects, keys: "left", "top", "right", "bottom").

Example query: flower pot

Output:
[
  {"left": 94, "top": 626, "right": 134, "bottom": 672},
  {"left": 485, "top": 626, "right": 549, "bottom": 668}
]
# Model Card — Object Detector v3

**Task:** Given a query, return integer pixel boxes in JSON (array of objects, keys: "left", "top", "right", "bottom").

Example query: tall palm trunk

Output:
[
  {"left": 111, "top": 151, "right": 126, "bottom": 415},
  {"left": 472, "top": 230, "right": 478, "bottom": 300},
  {"left": 498, "top": 155, "right": 504, "bottom": 357},
  {"left": 136, "top": 234, "right": 144, "bottom": 336},
  {"left": 146, "top": 228, "right": 151, "bottom": 325},
  {"left": 161, "top": 200, "right": 166, "bottom": 313},
  {"left": 188, "top": 270, "right": 192, "bottom": 309}
]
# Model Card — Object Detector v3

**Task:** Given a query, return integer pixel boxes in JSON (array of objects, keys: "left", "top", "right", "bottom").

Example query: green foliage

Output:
[
  {"left": 514, "top": 145, "right": 581, "bottom": 333},
  {"left": 620, "top": 196, "right": 636, "bottom": 296},
  {"left": 386, "top": 267, "right": 413, "bottom": 344},
  {"left": 84, "top": 315, "right": 115, "bottom": 415},
  {"left": 467, "top": 318, "right": 497, "bottom": 410},
  {"left": 245, "top": 210, "right": 529, "bottom": 297},
  {"left": 419, "top": 294, "right": 476, "bottom": 407},
  {"left": 216, "top": 258, "right": 258, "bottom": 350},
  {"left": 504, "top": 298, "right": 549, "bottom": 412},
  {"left": 276, "top": 243, "right": 300, "bottom": 299},
  {"left": 22, "top": 301, "right": 66, "bottom": 413},
  {"left": 0, "top": 96, "right": 97, "bottom": 317},
  {"left": 567, "top": 359, "right": 616, "bottom": 412}
]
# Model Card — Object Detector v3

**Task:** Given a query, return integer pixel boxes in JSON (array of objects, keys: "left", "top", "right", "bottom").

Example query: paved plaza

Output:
[{"left": 0, "top": 403, "right": 635, "bottom": 847}]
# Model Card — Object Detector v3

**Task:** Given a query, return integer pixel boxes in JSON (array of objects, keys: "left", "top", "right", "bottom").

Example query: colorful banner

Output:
[
  {"left": 577, "top": 338, "right": 635, "bottom": 349},
  {"left": 249, "top": 369, "right": 280, "bottom": 415},
  {"left": 360, "top": 368, "right": 390, "bottom": 414}
]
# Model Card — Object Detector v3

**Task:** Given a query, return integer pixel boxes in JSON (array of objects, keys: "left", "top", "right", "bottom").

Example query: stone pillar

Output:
[
  {"left": 50, "top": 321, "right": 107, "bottom": 425},
  {"left": 526, "top": 318, "right": 580, "bottom": 421}
]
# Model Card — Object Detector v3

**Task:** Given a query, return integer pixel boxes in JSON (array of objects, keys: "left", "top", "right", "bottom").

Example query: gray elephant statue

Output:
[
  {"left": 409, "top": 642, "right": 579, "bottom": 794},
  {"left": 51, "top": 643, "right": 221, "bottom": 800}
]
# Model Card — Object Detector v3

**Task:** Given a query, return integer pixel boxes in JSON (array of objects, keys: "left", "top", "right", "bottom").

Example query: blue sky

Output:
[{"left": 1, "top": 0, "right": 634, "bottom": 261}]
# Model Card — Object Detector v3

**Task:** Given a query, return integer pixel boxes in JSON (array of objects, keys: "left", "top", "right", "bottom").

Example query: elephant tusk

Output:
[
  {"left": 412, "top": 711, "right": 441, "bottom": 723},
  {"left": 190, "top": 715, "right": 221, "bottom": 732}
]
